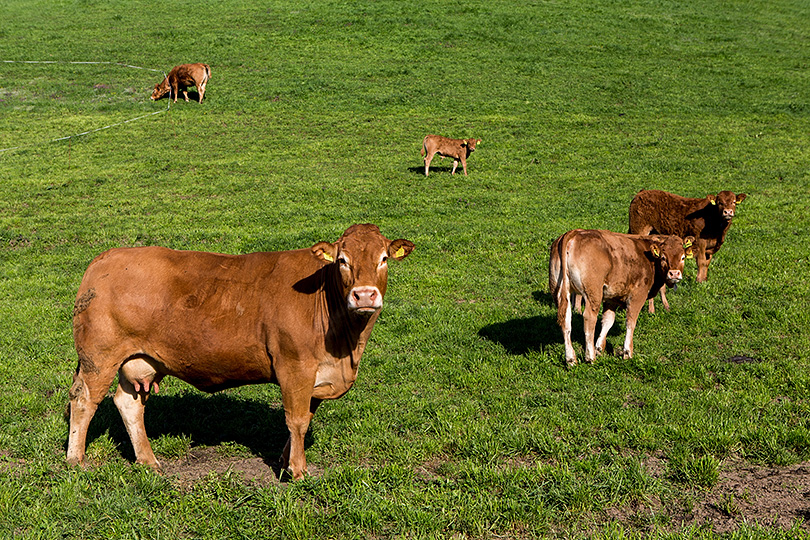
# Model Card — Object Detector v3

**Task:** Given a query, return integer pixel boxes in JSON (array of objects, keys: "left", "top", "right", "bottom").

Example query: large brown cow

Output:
[
  {"left": 550, "top": 229, "right": 693, "bottom": 366},
  {"left": 67, "top": 224, "right": 414, "bottom": 479},
  {"left": 421, "top": 135, "right": 481, "bottom": 176},
  {"left": 628, "top": 189, "right": 746, "bottom": 312},
  {"left": 151, "top": 63, "right": 211, "bottom": 103}
]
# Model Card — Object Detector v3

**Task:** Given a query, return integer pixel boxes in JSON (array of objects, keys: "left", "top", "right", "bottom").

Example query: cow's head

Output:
[
  {"left": 150, "top": 80, "right": 170, "bottom": 101},
  {"left": 311, "top": 224, "right": 414, "bottom": 317},
  {"left": 649, "top": 235, "right": 695, "bottom": 287},
  {"left": 707, "top": 191, "right": 746, "bottom": 221},
  {"left": 465, "top": 139, "right": 481, "bottom": 153}
]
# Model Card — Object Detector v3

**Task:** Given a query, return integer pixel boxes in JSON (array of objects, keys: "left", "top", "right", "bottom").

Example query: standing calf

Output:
[
  {"left": 550, "top": 229, "right": 693, "bottom": 366},
  {"left": 151, "top": 63, "right": 211, "bottom": 103},
  {"left": 421, "top": 135, "right": 481, "bottom": 176},
  {"left": 628, "top": 189, "right": 746, "bottom": 311}
]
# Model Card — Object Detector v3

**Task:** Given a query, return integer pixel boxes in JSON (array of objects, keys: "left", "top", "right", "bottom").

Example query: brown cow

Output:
[
  {"left": 550, "top": 229, "right": 693, "bottom": 366},
  {"left": 628, "top": 189, "right": 746, "bottom": 312},
  {"left": 421, "top": 135, "right": 481, "bottom": 176},
  {"left": 67, "top": 224, "right": 414, "bottom": 479},
  {"left": 151, "top": 63, "right": 211, "bottom": 103}
]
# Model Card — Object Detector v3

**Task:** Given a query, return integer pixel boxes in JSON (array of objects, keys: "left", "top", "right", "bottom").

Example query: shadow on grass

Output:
[
  {"left": 407, "top": 165, "right": 460, "bottom": 176},
  {"left": 478, "top": 290, "right": 624, "bottom": 356},
  {"left": 82, "top": 390, "right": 300, "bottom": 474}
]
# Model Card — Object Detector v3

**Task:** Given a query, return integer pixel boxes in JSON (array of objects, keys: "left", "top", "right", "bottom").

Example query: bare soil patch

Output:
[{"left": 162, "top": 447, "right": 280, "bottom": 487}]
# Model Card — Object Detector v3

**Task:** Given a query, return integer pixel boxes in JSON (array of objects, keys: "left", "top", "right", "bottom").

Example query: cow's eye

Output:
[
  {"left": 381, "top": 256, "right": 388, "bottom": 264},
  {"left": 338, "top": 257, "right": 348, "bottom": 266}
]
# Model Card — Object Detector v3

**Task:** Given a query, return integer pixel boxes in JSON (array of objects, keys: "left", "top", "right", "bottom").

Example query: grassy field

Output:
[{"left": 1, "top": 0, "right": 809, "bottom": 538}]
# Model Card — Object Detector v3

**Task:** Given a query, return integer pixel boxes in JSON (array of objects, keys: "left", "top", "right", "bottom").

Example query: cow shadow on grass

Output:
[
  {"left": 478, "top": 291, "right": 623, "bottom": 357},
  {"left": 407, "top": 165, "right": 459, "bottom": 176},
  {"left": 81, "top": 390, "right": 298, "bottom": 476}
]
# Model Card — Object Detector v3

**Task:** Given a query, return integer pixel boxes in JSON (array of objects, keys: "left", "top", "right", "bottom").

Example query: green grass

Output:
[{"left": 1, "top": 0, "right": 809, "bottom": 538}]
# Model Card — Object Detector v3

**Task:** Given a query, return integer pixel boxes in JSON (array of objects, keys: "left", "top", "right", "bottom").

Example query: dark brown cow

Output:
[
  {"left": 151, "top": 63, "right": 211, "bottom": 103},
  {"left": 550, "top": 229, "right": 693, "bottom": 366},
  {"left": 67, "top": 224, "right": 414, "bottom": 479},
  {"left": 421, "top": 135, "right": 481, "bottom": 176},
  {"left": 628, "top": 189, "right": 746, "bottom": 311}
]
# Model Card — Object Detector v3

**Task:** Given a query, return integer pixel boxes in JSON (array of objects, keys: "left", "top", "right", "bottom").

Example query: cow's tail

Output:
[
  {"left": 555, "top": 232, "right": 574, "bottom": 328},
  {"left": 204, "top": 64, "right": 211, "bottom": 82},
  {"left": 420, "top": 136, "right": 427, "bottom": 157}
]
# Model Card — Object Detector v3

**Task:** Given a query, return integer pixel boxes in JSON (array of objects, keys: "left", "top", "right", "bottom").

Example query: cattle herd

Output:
[{"left": 64, "top": 64, "right": 747, "bottom": 478}]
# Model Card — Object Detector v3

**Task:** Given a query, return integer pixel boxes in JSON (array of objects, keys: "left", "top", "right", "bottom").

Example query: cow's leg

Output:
[
  {"left": 596, "top": 307, "right": 616, "bottom": 354},
  {"left": 622, "top": 297, "right": 646, "bottom": 359},
  {"left": 113, "top": 357, "right": 163, "bottom": 467},
  {"left": 278, "top": 374, "right": 318, "bottom": 479},
  {"left": 181, "top": 86, "right": 190, "bottom": 102},
  {"left": 460, "top": 157, "right": 468, "bottom": 176},
  {"left": 171, "top": 82, "right": 178, "bottom": 103},
  {"left": 451, "top": 159, "right": 459, "bottom": 175},
  {"left": 197, "top": 80, "right": 206, "bottom": 102},
  {"left": 66, "top": 360, "right": 120, "bottom": 466},
  {"left": 695, "top": 241, "right": 710, "bottom": 282},
  {"left": 424, "top": 152, "right": 435, "bottom": 176},
  {"left": 583, "top": 299, "right": 601, "bottom": 363},
  {"left": 648, "top": 285, "right": 669, "bottom": 313}
]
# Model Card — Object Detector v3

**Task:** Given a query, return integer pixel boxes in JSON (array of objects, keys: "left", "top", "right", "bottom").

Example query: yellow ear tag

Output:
[
  {"left": 323, "top": 252, "right": 334, "bottom": 263},
  {"left": 651, "top": 245, "right": 660, "bottom": 257},
  {"left": 683, "top": 239, "right": 692, "bottom": 248},
  {"left": 710, "top": 198, "right": 716, "bottom": 205},
  {"left": 394, "top": 247, "right": 405, "bottom": 259}
]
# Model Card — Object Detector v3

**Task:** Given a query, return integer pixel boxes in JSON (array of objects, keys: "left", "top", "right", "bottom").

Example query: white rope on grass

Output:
[{"left": 0, "top": 60, "right": 170, "bottom": 153}]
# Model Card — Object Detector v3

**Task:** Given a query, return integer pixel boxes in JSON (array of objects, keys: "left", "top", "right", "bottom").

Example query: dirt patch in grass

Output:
[
  {"left": 678, "top": 458, "right": 810, "bottom": 533},
  {"left": 162, "top": 447, "right": 281, "bottom": 487},
  {"left": 608, "top": 456, "right": 810, "bottom": 533}
]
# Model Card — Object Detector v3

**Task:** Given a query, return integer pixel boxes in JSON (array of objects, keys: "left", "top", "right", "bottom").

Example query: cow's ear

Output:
[
  {"left": 650, "top": 243, "right": 661, "bottom": 258},
  {"left": 388, "top": 239, "right": 415, "bottom": 261},
  {"left": 461, "top": 140, "right": 468, "bottom": 147},
  {"left": 683, "top": 236, "right": 695, "bottom": 259},
  {"left": 707, "top": 194, "right": 717, "bottom": 205},
  {"left": 736, "top": 193, "right": 747, "bottom": 204},
  {"left": 312, "top": 241, "right": 338, "bottom": 263}
]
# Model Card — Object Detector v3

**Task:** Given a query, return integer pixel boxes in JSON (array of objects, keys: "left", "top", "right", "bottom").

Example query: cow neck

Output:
[{"left": 319, "top": 264, "right": 376, "bottom": 363}]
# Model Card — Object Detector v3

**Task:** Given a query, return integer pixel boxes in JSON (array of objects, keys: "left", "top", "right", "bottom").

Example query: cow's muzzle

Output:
[
  {"left": 666, "top": 270, "right": 683, "bottom": 286},
  {"left": 348, "top": 286, "right": 382, "bottom": 314}
]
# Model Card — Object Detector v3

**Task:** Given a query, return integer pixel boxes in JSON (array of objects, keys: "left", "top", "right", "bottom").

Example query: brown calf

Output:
[
  {"left": 628, "top": 189, "right": 746, "bottom": 311},
  {"left": 67, "top": 224, "right": 414, "bottom": 479},
  {"left": 550, "top": 229, "right": 694, "bottom": 366},
  {"left": 421, "top": 135, "right": 481, "bottom": 176},
  {"left": 151, "top": 63, "right": 211, "bottom": 103}
]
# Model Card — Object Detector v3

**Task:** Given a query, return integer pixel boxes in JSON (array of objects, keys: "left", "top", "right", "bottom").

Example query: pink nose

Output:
[
  {"left": 723, "top": 209, "right": 735, "bottom": 219},
  {"left": 668, "top": 270, "right": 682, "bottom": 282},
  {"left": 350, "top": 287, "right": 381, "bottom": 310}
]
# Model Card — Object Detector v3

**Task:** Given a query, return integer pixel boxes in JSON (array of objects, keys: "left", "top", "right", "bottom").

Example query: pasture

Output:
[{"left": 1, "top": 0, "right": 809, "bottom": 537}]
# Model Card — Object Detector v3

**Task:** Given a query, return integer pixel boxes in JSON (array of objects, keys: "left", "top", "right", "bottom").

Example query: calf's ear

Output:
[
  {"left": 388, "top": 239, "right": 415, "bottom": 261},
  {"left": 650, "top": 243, "right": 662, "bottom": 258},
  {"left": 312, "top": 241, "right": 338, "bottom": 263},
  {"left": 736, "top": 193, "right": 747, "bottom": 203},
  {"left": 683, "top": 236, "right": 695, "bottom": 259},
  {"left": 707, "top": 194, "right": 717, "bottom": 205}
]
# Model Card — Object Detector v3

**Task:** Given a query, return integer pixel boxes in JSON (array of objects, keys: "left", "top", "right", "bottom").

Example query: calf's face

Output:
[
  {"left": 312, "top": 224, "right": 414, "bottom": 316},
  {"left": 151, "top": 81, "right": 169, "bottom": 101},
  {"left": 708, "top": 191, "right": 747, "bottom": 221},
  {"left": 650, "top": 236, "right": 695, "bottom": 286}
]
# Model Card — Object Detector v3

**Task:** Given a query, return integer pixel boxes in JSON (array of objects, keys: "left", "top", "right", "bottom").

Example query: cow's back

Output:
[
  {"left": 628, "top": 189, "right": 706, "bottom": 237},
  {"left": 73, "top": 246, "right": 320, "bottom": 391}
]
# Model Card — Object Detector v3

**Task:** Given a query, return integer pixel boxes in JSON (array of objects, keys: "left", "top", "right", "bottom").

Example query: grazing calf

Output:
[
  {"left": 151, "top": 63, "right": 211, "bottom": 103},
  {"left": 67, "top": 224, "right": 414, "bottom": 479},
  {"left": 628, "top": 189, "right": 746, "bottom": 311},
  {"left": 551, "top": 229, "right": 694, "bottom": 366},
  {"left": 421, "top": 135, "right": 481, "bottom": 176}
]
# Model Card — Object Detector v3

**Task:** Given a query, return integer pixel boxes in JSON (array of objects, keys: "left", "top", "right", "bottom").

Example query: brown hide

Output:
[
  {"left": 67, "top": 224, "right": 414, "bottom": 479},
  {"left": 421, "top": 134, "right": 481, "bottom": 176},
  {"left": 552, "top": 229, "right": 692, "bottom": 366},
  {"left": 151, "top": 63, "right": 211, "bottom": 103},
  {"left": 628, "top": 189, "right": 746, "bottom": 311}
]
